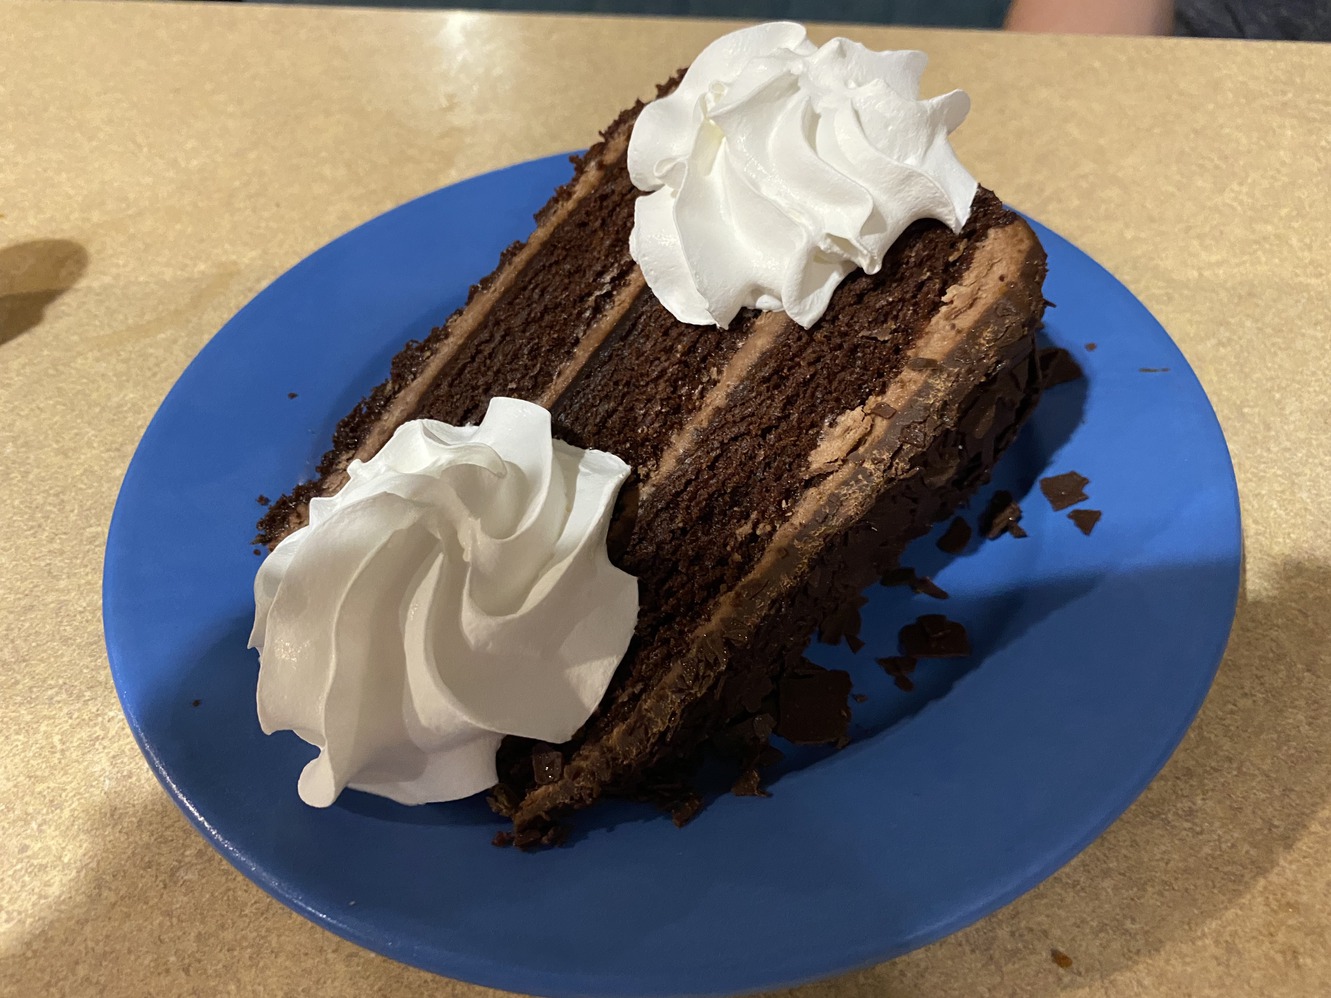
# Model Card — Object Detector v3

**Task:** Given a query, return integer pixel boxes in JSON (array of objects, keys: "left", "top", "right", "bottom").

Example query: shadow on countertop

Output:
[{"left": 0, "top": 239, "right": 89, "bottom": 346}]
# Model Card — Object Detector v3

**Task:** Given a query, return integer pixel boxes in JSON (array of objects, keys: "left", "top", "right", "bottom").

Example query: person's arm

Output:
[{"left": 1004, "top": 0, "right": 1174, "bottom": 35}]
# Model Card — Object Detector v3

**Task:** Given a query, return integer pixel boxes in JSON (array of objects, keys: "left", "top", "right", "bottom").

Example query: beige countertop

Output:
[{"left": 2, "top": 2, "right": 1329, "bottom": 995}]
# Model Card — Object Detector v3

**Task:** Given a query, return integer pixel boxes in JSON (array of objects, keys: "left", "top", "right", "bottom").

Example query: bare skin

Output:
[{"left": 1005, "top": 0, "right": 1175, "bottom": 35}]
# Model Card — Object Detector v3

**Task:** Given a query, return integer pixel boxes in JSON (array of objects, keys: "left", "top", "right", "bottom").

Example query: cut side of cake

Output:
[{"left": 258, "top": 83, "right": 1048, "bottom": 845}]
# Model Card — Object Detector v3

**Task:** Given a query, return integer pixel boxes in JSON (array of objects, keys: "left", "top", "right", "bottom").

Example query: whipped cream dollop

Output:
[
  {"left": 249, "top": 398, "right": 637, "bottom": 807},
  {"left": 628, "top": 21, "right": 979, "bottom": 329}
]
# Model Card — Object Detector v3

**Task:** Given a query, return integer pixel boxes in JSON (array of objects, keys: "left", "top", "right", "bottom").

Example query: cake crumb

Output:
[
  {"left": 851, "top": 693, "right": 869, "bottom": 703},
  {"left": 287, "top": 392, "right": 298, "bottom": 399},
  {"left": 1051, "top": 948, "right": 1074, "bottom": 969},
  {"left": 257, "top": 494, "right": 270, "bottom": 507},
  {"left": 1084, "top": 342, "right": 1097, "bottom": 351},
  {"left": 191, "top": 699, "right": 202, "bottom": 708},
  {"left": 491, "top": 831, "right": 515, "bottom": 848}
]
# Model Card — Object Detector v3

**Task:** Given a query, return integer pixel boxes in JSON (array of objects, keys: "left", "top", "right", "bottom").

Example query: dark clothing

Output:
[{"left": 1176, "top": 0, "right": 1331, "bottom": 40}]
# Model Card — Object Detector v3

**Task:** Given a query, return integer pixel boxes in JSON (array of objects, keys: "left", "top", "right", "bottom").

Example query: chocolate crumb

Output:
[
  {"left": 1039, "top": 471, "right": 1090, "bottom": 511},
  {"left": 1038, "top": 347, "right": 1084, "bottom": 388},
  {"left": 877, "top": 655, "right": 918, "bottom": 692},
  {"left": 1084, "top": 342, "right": 1097, "bottom": 352},
  {"left": 776, "top": 665, "right": 853, "bottom": 745},
  {"left": 191, "top": 699, "right": 201, "bottom": 708},
  {"left": 1069, "top": 509, "right": 1102, "bottom": 535},
  {"left": 899, "top": 614, "right": 971, "bottom": 659},
  {"left": 531, "top": 744, "right": 564, "bottom": 786},
  {"left": 252, "top": 548, "right": 261, "bottom": 556},
  {"left": 491, "top": 831, "right": 515, "bottom": 848},
  {"left": 1139, "top": 367, "right": 1170, "bottom": 373},
  {"left": 287, "top": 392, "right": 298, "bottom": 399},
  {"left": 731, "top": 769, "right": 771, "bottom": 798},
  {"left": 936, "top": 517, "right": 972, "bottom": 554},
  {"left": 979, "top": 490, "right": 1026, "bottom": 540},
  {"left": 1051, "top": 948, "right": 1074, "bottom": 969},
  {"left": 851, "top": 693, "right": 869, "bottom": 703},
  {"left": 256, "top": 494, "right": 270, "bottom": 507}
]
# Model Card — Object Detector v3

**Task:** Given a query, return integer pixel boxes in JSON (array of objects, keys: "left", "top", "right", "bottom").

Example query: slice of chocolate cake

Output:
[{"left": 256, "top": 25, "right": 1047, "bottom": 844}]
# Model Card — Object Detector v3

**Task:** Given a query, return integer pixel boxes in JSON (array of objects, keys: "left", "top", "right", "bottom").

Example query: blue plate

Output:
[{"left": 103, "top": 154, "right": 1241, "bottom": 998}]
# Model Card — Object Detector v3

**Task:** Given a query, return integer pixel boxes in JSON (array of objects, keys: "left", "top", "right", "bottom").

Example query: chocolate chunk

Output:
[
  {"left": 491, "top": 831, "right": 515, "bottom": 848},
  {"left": 1084, "top": 342, "right": 1097, "bottom": 352},
  {"left": 731, "top": 769, "right": 771, "bottom": 798},
  {"left": 899, "top": 615, "right": 971, "bottom": 659},
  {"left": 1139, "top": 367, "right": 1170, "bottom": 373},
  {"left": 880, "top": 565, "right": 948, "bottom": 599},
  {"left": 671, "top": 793, "right": 705, "bottom": 826},
  {"left": 877, "top": 655, "right": 918, "bottom": 692},
  {"left": 1038, "top": 347, "right": 1084, "bottom": 388},
  {"left": 776, "top": 666, "right": 853, "bottom": 745},
  {"left": 287, "top": 392, "right": 299, "bottom": 399},
  {"left": 979, "top": 490, "right": 1026, "bottom": 540},
  {"left": 1039, "top": 471, "right": 1090, "bottom": 511},
  {"left": 531, "top": 744, "right": 563, "bottom": 786},
  {"left": 818, "top": 595, "right": 867, "bottom": 650},
  {"left": 913, "top": 575, "right": 949, "bottom": 600},
  {"left": 936, "top": 517, "right": 972, "bottom": 554},
  {"left": 1069, "top": 509, "right": 1102, "bottom": 535},
  {"left": 256, "top": 494, "right": 270, "bottom": 506}
]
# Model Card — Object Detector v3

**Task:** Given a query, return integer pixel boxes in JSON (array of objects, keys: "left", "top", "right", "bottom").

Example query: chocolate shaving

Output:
[
  {"left": 818, "top": 594, "right": 867, "bottom": 651},
  {"left": 880, "top": 565, "right": 948, "bottom": 599},
  {"left": 1069, "top": 508, "right": 1102, "bottom": 535},
  {"left": 1038, "top": 347, "right": 1084, "bottom": 388},
  {"left": 671, "top": 794, "right": 705, "bottom": 826},
  {"left": 979, "top": 490, "right": 1027, "bottom": 540},
  {"left": 866, "top": 399, "right": 898, "bottom": 419},
  {"left": 731, "top": 769, "right": 771, "bottom": 798},
  {"left": 899, "top": 614, "right": 971, "bottom": 659},
  {"left": 936, "top": 517, "right": 972, "bottom": 554},
  {"left": 913, "top": 575, "right": 949, "bottom": 599},
  {"left": 775, "top": 665, "right": 853, "bottom": 746},
  {"left": 1039, "top": 471, "right": 1090, "bottom": 511},
  {"left": 877, "top": 655, "right": 918, "bottom": 692}
]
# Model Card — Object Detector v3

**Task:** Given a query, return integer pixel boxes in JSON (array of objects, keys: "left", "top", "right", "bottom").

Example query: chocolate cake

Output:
[{"left": 257, "top": 70, "right": 1047, "bottom": 844}]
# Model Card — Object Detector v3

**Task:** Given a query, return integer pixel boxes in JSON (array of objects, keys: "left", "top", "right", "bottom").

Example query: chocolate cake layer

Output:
[{"left": 257, "top": 82, "right": 1048, "bottom": 841}]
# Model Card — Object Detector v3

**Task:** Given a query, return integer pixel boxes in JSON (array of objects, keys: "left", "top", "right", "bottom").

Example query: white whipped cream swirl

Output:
[
  {"left": 628, "top": 21, "right": 979, "bottom": 329},
  {"left": 249, "top": 398, "right": 638, "bottom": 807}
]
